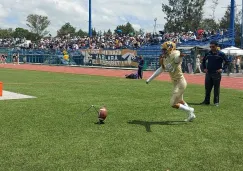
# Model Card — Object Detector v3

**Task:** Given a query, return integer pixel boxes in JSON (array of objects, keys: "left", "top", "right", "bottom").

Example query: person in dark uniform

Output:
[
  {"left": 137, "top": 56, "right": 144, "bottom": 79},
  {"left": 200, "top": 41, "right": 229, "bottom": 106},
  {"left": 12, "top": 53, "right": 16, "bottom": 65}
]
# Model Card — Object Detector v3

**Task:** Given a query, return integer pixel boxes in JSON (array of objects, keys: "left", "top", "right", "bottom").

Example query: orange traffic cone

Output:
[{"left": 0, "top": 82, "right": 3, "bottom": 96}]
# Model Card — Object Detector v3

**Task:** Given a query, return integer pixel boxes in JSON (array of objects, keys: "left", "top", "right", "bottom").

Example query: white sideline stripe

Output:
[{"left": 0, "top": 90, "right": 36, "bottom": 100}]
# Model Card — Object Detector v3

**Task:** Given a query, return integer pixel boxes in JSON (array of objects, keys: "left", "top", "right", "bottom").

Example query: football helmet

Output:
[{"left": 161, "top": 41, "right": 176, "bottom": 54}]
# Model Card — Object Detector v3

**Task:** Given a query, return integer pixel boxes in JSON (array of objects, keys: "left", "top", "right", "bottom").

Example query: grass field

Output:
[{"left": 0, "top": 68, "right": 243, "bottom": 171}]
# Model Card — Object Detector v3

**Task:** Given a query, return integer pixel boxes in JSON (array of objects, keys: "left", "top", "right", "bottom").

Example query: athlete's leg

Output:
[
  {"left": 177, "top": 79, "right": 189, "bottom": 106},
  {"left": 170, "top": 78, "right": 195, "bottom": 121}
]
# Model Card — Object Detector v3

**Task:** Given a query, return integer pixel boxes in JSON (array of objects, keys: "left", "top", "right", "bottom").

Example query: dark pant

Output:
[
  {"left": 236, "top": 65, "right": 239, "bottom": 73},
  {"left": 138, "top": 68, "right": 143, "bottom": 79},
  {"left": 204, "top": 72, "right": 222, "bottom": 104}
]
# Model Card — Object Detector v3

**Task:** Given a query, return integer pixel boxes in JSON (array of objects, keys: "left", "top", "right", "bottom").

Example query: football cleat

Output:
[{"left": 185, "top": 107, "right": 196, "bottom": 122}]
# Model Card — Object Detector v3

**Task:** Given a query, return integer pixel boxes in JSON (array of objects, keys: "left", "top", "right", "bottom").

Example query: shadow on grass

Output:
[
  {"left": 127, "top": 120, "right": 187, "bottom": 132},
  {"left": 188, "top": 102, "right": 217, "bottom": 106},
  {"left": 187, "top": 102, "right": 202, "bottom": 106}
]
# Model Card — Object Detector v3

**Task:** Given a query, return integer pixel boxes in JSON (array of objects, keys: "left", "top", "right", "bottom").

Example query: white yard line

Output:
[{"left": 0, "top": 90, "right": 36, "bottom": 101}]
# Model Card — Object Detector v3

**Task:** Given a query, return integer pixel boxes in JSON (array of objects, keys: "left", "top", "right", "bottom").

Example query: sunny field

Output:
[{"left": 0, "top": 68, "right": 243, "bottom": 171}]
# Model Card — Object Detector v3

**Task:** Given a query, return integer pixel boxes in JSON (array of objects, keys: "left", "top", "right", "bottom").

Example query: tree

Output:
[
  {"left": 0, "top": 27, "right": 41, "bottom": 41},
  {"left": 219, "top": 6, "right": 231, "bottom": 29},
  {"left": 98, "top": 30, "right": 103, "bottom": 36},
  {"left": 199, "top": 18, "right": 219, "bottom": 31},
  {"left": 75, "top": 29, "right": 88, "bottom": 37},
  {"left": 92, "top": 28, "right": 97, "bottom": 37},
  {"left": 12, "top": 28, "right": 30, "bottom": 38},
  {"left": 103, "top": 30, "right": 107, "bottom": 36},
  {"left": 135, "top": 28, "right": 144, "bottom": 36},
  {"left": 107, "top": 29, "right": 112, "bottom": 36},
  {"left": 162, "top": 0, "right": 206, "bottom": 32},
  {"left": 26, "top": 14, "right": 50, "bottom": 37},
  {"left": 0, "top": 28, "right": 13, "bottom": 38},
  {"left": 219, "top": 5, "right": 241, "bottom": 46},
  {"left": 12, "top": 27, "right": 41, "bottom": 41},
  {"left": 57, "top": 22, "right": 76, "bottom": 37},
  {"left": 219, "top": 5, "right": 241, "bottom": 30},
  {"left": 114, "top": 22, "right": 135, "bottom": 35},
  {"left": 210, "top": 0, "right": 219, "bottom": 20}
]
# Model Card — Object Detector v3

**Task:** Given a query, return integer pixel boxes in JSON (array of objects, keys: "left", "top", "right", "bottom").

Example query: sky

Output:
[{"left": 0, "top": 0, "right": 242, "bottom": 36}]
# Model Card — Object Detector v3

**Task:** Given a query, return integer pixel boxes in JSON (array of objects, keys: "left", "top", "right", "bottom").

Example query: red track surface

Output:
[{"left": 1, "top": 64, "right": 243, "bottom": 90}]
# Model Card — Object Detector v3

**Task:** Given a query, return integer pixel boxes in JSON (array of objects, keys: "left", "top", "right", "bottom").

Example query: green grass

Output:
[{"left": 0, "top": 68, "right": 243, "bottom": 171}]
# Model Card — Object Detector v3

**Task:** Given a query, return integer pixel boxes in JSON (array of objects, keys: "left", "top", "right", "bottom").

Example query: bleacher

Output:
[
  {"left": 177, "top": 29, "right": 235, "bottom": 49},
  {"left": 1, "top": 29, "right": 235, "bottom": 70},
  {"left": 136, "top": 30, "right": 235, "bottom": 69}
]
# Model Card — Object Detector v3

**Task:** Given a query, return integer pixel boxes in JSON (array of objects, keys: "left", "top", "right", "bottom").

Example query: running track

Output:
[{"left": 1, "top": 64, "right": 243, "bottom": 90}]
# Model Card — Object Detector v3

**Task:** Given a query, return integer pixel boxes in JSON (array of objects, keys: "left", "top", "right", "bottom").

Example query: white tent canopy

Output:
[{"left": 221, "top": 46, "right": 243, "bottom": 56}]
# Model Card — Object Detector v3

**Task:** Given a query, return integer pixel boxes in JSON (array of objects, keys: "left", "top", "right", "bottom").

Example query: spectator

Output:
[
  {"left": 236, "top": 56, "right": 240, "bottom": 73},
  {"left": 137, "top": 56, "right": 144, "bottom": 79},
  {"left": 195, "top": 54, "right": 202, "bottom": 73}
]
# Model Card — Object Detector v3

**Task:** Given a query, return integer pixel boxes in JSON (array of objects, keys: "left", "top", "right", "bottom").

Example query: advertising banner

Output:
[{"left": 80, "top": 49, "right": 139, "bottom": 67}]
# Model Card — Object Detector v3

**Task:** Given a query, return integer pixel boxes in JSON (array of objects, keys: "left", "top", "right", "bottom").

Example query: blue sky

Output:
[{"left": 0, "top": 0, "right": 242, "bottom": 36}]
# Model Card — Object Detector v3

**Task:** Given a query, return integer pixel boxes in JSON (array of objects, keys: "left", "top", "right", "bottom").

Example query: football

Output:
[{"left": 98, "top": 107, "right": 108, "bottom": 121}]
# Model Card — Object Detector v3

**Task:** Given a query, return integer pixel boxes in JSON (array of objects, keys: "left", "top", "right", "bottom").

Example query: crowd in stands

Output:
[
  {"left": 0, "top": 33, "right": 159, "bottom": 50},
  {"left": 164, "top": 29, "right": 228, "bottom": 44},
  {"left": 0, "top": 29, "right": 229, "bottom": 51},
  {"left": 0, "top": 38, "right": 15, "bottom": 47}
]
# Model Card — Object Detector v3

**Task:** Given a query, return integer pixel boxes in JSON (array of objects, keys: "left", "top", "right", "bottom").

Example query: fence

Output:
[
  {"left": 0, "top": 47, "right": 162, "bottom": 69},
  {"left": 1, "top": 47, "right": 208, "bottom": 73}
]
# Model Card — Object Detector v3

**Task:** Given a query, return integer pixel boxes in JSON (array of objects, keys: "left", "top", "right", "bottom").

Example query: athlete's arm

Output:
[
  {"left": 146, "top": 54, "right": 165, "bottom": 84},
  {"left": 159, "top": 54, "right": 166, "bottom": 70},
  {"left": 146, "top": 66, "right": 163, "bottom": 84}
]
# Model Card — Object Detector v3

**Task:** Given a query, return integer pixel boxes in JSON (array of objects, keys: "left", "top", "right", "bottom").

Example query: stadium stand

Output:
[{"left": 0, "top": 28, "right": 236, "bottom": 71}]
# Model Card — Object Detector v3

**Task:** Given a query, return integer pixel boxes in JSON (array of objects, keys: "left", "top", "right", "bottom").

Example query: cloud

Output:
[
  {"left": 0, "top": 0, "right": 242, "bottom": 36},
  {"left": 132, "top": 24, "right": 141, "bottom": 31},
  {"left": 0, "top": 4, "right": 9, "bottom": 18}
]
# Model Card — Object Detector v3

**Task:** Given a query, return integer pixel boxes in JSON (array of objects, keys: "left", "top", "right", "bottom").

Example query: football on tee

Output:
[{"left": 98, "top": 107, "right": 107, "bottom": 121}]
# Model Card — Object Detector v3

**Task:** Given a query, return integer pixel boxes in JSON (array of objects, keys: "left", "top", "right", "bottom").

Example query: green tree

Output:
[
  {"left": 219, "top": 6, "right": 231, "bottom": 29},
  {"left": 97, "top": 30, "right": 103, "bottom": 36},
  {"left": 219, "top": 5, "right": 241, "bottom": 47},
  {"left": 199, "top": 18, "right": 219, "bottom": 31},
  {"left": 0, "top": 28, "right": 13, "bottom": 38},
  {"left": 210, "top": 0, "right": 219, "bottom": 20},
  {"left": 107, "top": 29, "right": 112, "bottom": 36},
  {"left": 162, "top": 0, "right": 206, "bottom": 32},
  {"left": 11, "top": 27, "right": 40, "bottom": 42},
  {"left": 57, "top": 22, "right": 76, "bottom": 37},
  {"left": 92, "top": 28, "right": 97, "bottom": 37},
  {"left": 26, "top": 32, "right": 41, "bottom": 42},
  {"left": 103, "top": 30, "right": 107, "bottom": 36},
  {"left": 12, "top": 27, "right": 30, "bottom": 38},
  {"left": 135, "top": 28, "right": 144, "bottom": 36},
  {"left": 26, "top": 14, "right": 50, "bottom": 37},
  {"left": 114, "top": 22, "right": 135, "bottom": 35},
  {"left": 75, "top": 29, "right": 88, "bottom": 37}
]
